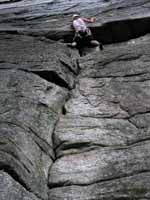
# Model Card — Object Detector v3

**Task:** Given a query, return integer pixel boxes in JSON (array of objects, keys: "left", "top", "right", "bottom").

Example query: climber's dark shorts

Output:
[{"left": 73, "top": 28, "right": 93, "bottom": 45}]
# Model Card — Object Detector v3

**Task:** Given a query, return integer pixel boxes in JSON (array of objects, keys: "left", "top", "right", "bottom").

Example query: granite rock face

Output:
[
  {"left": 0, "top": 34, "right": 77, "bottom": 200},
  {"left": 0, "top": 0, "right": 150, "bottom": 43},
  {"left": 0, "top": 171, "right": 41, "bottom": 200},
  {"left": 0, "top": 0, "right": 150, "bottom": 200},
  {"left": 49, "top": 36, "right": 150, "bottom": 199}
]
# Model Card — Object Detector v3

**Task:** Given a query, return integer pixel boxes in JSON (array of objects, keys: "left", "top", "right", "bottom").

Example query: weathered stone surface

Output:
[
  {"left": 0, "top": 69, "right": 69, "bottom": 199},
  {"left": 0, "top": 0, "right": 150, "bottom": 43},
  {"left": 0, "top": 171, "right": 41, "bottom": 200},
  {"left": 54, "top": 116, "right": 149, "bottom": 157},
  {"left": 49, "top": 141, "right": 150, "bottom": 185},
  {"left": 65, "top": 38, "right": 150, "bottom": 117},
  {"left": 49, "top": 173, "right": 150, "bottom": 200},
  {"left": 0, "top": 33, "right": 79, "bottom": 89},
  {"left": 0, "top": 0, "right": 150, "bottom": 200},
  {"left": 49, "top": 35, "right": 150, "bottom": 199},
  {"left": 0, "top": 123, "right": 51, "bottom": 198},
  {"left": 0, "top": 69, "right": 68, "bottom": 146},
  {"left": 0, "top": 31, "right": 79, "bottom": 199}
]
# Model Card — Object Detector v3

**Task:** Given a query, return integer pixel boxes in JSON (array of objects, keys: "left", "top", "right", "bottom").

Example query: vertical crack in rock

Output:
[
  {"left": 48, "top": 34, "right": 150, "bottom": 200},
  {"left": 62, "top": 106, "right": 67, "bottom": 115}
]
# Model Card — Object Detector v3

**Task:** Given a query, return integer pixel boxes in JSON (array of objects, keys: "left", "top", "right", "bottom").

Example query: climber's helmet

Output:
[{"left": 72, "top": 14, "right": 80, "bottom": 20}]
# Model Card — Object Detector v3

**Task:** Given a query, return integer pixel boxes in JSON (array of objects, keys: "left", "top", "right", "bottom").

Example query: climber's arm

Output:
[{"left": 82, "top": 17, "right": 96, "bottom": 23}]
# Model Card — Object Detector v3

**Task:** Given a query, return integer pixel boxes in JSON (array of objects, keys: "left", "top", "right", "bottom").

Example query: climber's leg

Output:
[
  {"left": 90, "top": 40, "right": 99, "bottom": 46},
  {"left": 90, "top": 40, "right": 103, "bottom": 50},
  {"left": 71, "top": 41, "right": 77, "bottom": 47}
]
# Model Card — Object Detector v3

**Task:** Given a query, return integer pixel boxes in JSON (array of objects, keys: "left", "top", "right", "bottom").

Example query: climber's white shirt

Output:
[{"left": 73, "top": 18, "right": 87, "bottom": 32}]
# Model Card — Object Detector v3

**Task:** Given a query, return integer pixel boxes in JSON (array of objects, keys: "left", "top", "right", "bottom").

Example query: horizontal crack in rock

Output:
[{"left": 49, "top": 170, "right": 150, "bottom": 189}]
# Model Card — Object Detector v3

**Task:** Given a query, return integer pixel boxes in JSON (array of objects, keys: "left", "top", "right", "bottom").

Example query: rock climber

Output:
[{"left": 71, "top": 14, "right": 103, "bottom": 50}]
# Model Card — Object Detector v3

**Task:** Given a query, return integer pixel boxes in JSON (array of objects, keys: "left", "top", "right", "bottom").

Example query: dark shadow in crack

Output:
[
  {"left": 0, "top": 0, "right": 21, "bottom": 4},
  {"left": 91, "top": 17, "right": 150, "bottom": 44},
  {"left": 31, "top": 70, "right": 71, "bottom": 90}
]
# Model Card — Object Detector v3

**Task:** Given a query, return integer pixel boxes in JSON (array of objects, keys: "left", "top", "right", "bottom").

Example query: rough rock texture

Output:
[
  {"left": 0, "top": 0, "right": 150, "bottom": 43},
  {"left": 0, "top": 33, "right": 79, "bottom": 89},
  {"left": 49, "top": 36, "right": 150, "bottom": 199},
  {"left": 0, "top": 34, "right": 77, "bottom": 200},
  {"left": 0, "top": 0, "right": 150, "bottom": 200},
  {"left": 0, "top": 171, "right": 41, "bottom": 200}
]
